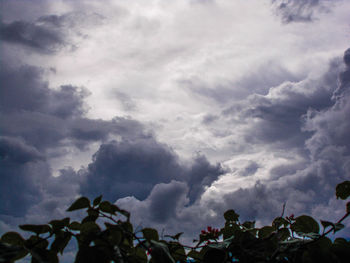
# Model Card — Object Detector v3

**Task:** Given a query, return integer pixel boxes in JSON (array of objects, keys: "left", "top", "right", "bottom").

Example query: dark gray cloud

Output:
[
  {"left": 80, "top": 139, "right": 224, "bottom": 205},
  {"left": 271, "top": 0, "right": 325, "bottom": 23},
  {"left": 223, "top": 58, "right": 341, "bottom": 149},
  {"left": 115, "top": 48, "right": 350, "bottom": 239},
  {"left": 0, "top": 65, "right": 87, "bottom": 117},
  {"left": 0, "top": 59, "right": 224, "bottom": 224},
  {"left": 148, "top": 181, "right": 189, "bottom": 223},
  {"left": 0, "top": 137, "right": 48, "bottom": 217},
  {"left": 0, "top": 19, "right": 66, "bottom": 54}
]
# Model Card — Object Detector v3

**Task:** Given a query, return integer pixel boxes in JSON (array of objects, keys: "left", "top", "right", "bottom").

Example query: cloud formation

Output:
[{"left": 271, "top": 0, "right": 326, "bottom": 23}]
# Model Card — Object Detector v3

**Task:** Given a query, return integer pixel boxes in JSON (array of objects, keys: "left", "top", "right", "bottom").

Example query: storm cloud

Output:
[{"left": 1, "top": 0, "right": 350, "bottom": 248}]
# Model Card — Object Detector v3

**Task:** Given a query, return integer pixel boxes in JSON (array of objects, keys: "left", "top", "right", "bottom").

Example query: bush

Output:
[{"left": 1, "top": 181, "right": 349, "bottom": 263}]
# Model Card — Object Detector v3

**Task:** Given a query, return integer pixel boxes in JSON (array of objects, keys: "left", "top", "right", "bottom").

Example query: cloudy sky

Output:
[{"left": 1, "top": 0, "right": 350, "bottom": 248}]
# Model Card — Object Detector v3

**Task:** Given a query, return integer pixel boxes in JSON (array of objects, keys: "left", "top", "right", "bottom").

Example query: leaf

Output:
[
  {"left": 336, "top": 181, "right": 350, "bottom": 200},
  {"left": 68, "top": 221, "right": 81, "bottom": 230},
  {"left": 320, "top": 220, "right": 334, "bottom": 230},
  {"left": 50, "top": 232, "right": 71, "bottom": 254},
  {"left": 0, "top": 242, "right": 28, "bottom": 262},
  {"left": 99, "top": 201, "right": 115, "bottom": 214},
  {"left": 272, "top": 217, "right": 289, "bottom": 229},
  {"left": 142, "top": 228, "right": 159, "bottom": 241},
  {"left": 171, "top": 247, "right": 186, "bottom": 261},
  {"left": 80, "top": 221, "right": 101, "bottom": 234},
  {"left": 1, "top": 232, "right": 25, "bottom": 246},
  {"left": 258, "top": 226, "right": 275, "bottom": 239},
  {"left": 19, "top": 224, "right": 51, "bottom": 235},
  {"left": 67, "top": 197, "right": 90, "bottom": 211},
  {"left": 93, "top": 195, "right": 102, "bottom": 206},
  {"left": 150, "top": 240, "right": 175, "bottom": 263},
  {"left": 333, "top": 223, "right": 345, "bottom": 233},
  {"left": 276, "top": 228, "right": 290, "bottom": 241},
  {"left": 291, "top": 215, "right": 320, "bottom": 234},
  {"left": 347, "top": 202, "right": 350, "bottom": 213},
  {"left": 224, "top": 209, "right": 239, "bottom": 222},
  {"left": 242, "top": 221, "right": 255, "bottom": 229},
  {"left": 187, "top": 250, "right": 202, "bottom": 261},
  {"left": 132, "top": 247, "right": 148, "bottom": 263},
  {"left": 49, "top": 218, "right": 70, "bottom": 232}
]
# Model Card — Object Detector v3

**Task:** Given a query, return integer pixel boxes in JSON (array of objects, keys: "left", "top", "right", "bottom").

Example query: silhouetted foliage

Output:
[{"left": 1, "top": 181, "right": 349, "bottom": 263}]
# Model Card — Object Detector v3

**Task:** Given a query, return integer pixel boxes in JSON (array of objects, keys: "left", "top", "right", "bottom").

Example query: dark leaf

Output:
[
  {"left": 272, "top": 217, "right": 289, "bottom": 229},
  {"left": 347, "top": 202, "right": 350, "bottom": 213},
  {"left": 242, "top": 221, "right": 255, "bottom": 229},
  {"left": 1, "top": 232, "right": 25, "bottom": 246},
  {"left": 333, "top": 223, "right": 345, "bottom": 233},
  {"left": 150, "top": 240, "right": 175, "bottom": 263},
  {"left": 336, "top": 181, "right": 350, "bottom": 200},
  {"left": 19, "top": 224, "right": 51, "bottom": 235},
  {"left": 258, "top": 226, "right": 275, "bottom": 239},
  {"left": 68, "top": 221, "right": 81, "bottom": 230},
  {"left": 80, "top": 222, "right": 101, "bottom": 234},
  {"left": 0, "top": 242, "right": 28, "bottom": 261},
  {"left": 31, "top": 247, "right": 58, "bottom": 263},
  {"left": 49, "top": 218, "right": 70, "bottom": 232},
  {"left": 99, "top": 201, "right": 115, "bottom": 214},
  {"left": 171, "top": 247, "right": 186, "bottom": 261},
  {"left": 50, "top": 232, "right": 71, "bottom": 254},
  {"left": 142, "top": 228, "right": 159, "bottom": 241},
  {"left": 224, "top": 210, "right": 239, "bottom": 222},
  {"left": 187, "top": 250, "right": 202, "bottom": 261},
  {"left": 67, "top": 197, "right": 90, "bottom": 211},
  {"left": 93, "top": 195, "right": 102, "bottom": 207},
  {"left": 291, "top": 215, "right": 320, "bottom": 234},
  {"left": 320, "top": 220, "right": 334, "bottom": 230}
]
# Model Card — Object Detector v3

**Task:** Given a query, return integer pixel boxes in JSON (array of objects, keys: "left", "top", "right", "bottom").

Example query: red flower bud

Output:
[{"left": 207, "top": 226, "right": 212, "bottom": 232}]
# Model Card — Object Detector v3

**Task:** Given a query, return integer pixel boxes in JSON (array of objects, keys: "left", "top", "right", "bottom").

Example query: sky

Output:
[{"left": 1, "top": 0, "right": 350, "bottom": 254}]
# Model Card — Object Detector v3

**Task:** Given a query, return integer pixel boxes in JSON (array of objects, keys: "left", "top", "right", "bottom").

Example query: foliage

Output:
[{"left": 1, "top": 182, "right": 350, "bottom": 263}]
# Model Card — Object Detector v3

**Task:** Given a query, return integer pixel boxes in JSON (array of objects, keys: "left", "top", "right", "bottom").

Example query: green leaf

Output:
[
  {"left": 50, "top": 232, "right": 71, "bottom": 254},
  {"left": 0, "top": 242, "right": 28, "bottom": 262},
  {"left": 49, "top": 218, "right": 70, "bottom": 232},
  {"left": 150, "top": 240, "right": 176, "bottom": 263},
  {"left": 336, "top": 181, "right": 350, "bottom": 200},
  {"left": 80, "top": 221, "right": 101, "bottom": 234},
  {"left": 333, "top": 223, "right": 345, "bottom": 233},
  {"left": 68, "top": 221, "right": 81, "bottom": 230},
  {"left": 320, "top": 220, "right": 334, "bottom": 230},
  {"left": 291, "top": 215, "right": 320, "bottom": 234},
  {"left": 242, "top": 221, "right": 255, "bottom": 229},
  {"left": 171, "top": 247, "right": 186, "bottom": 262},
  {"left": 258, "top": 226, "right": 275, "bottom": 239},
  {"left": 131, "top": 247, "right": 148, "bottom": 263},
  {"left": 276, "top": 228, "right": 290, "bottom": 241},
  {"left": 19, "top": 224, "right": 51, "bottom": 235},
  {"left": 1, "top": 232, "right": 25, "bottom": 246},
  {"left": 187, "top": 250, "right": 202, "bottom": 261},
  {"left": 99, "top": 201, "right": 115, "bottom": 214},
  {"left": 272, "top": 217, "right": 289, "bottom": 229},
  {"left": 25, "top": 235, "right": 49, "bottom": 249},
  {"left": 93, "top": 195, "right": 102, "bottom": 206},
  {"left": 67, "top": 197, "right": 90, "bottom": 211},
  {"left": 142, "top": 228, "right": 159, "bottom": 241},
  {"left": 224, "top": 209, "right": 239, "bottom": 222}
]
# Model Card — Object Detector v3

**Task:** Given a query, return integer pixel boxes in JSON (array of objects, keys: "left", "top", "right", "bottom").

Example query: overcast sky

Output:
[{"left": 1, "top": 0, "right": 350, "bottom": 253}]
